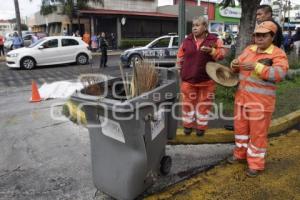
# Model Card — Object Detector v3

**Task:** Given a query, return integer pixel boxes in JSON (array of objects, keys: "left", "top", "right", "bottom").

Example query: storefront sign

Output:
[{"left": 219, "top": 7, "right": 241, "bottom": 19}]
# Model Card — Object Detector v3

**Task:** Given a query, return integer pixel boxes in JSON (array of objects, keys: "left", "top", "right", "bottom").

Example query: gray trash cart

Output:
[{"left": 70, "top": 67, "right": 179, "bottom": 200}]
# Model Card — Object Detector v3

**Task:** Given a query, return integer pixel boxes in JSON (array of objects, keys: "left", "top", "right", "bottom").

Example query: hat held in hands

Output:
[{"left": 206, "top": 62, "right": 238, "bottom": 87}]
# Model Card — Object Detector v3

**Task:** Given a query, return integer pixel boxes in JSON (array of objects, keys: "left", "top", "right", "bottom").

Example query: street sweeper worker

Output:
[
  {"left": 227, "top": 21, "right": 289, "bottom": 177},
  {"left": 176, "top": 16, "right": 225, "bottom": 137}
]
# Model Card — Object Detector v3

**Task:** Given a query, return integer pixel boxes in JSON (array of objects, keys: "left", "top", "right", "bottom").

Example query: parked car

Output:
[
  {"left": 22, "top": 33, "right": 48, "bottom": 47},
  {"left": 120, "top": 34, "right": 179, "bottom": 67},
  {"left": 4, "top": 37, "right": 13, "bottom": 50},
  {"left": 5, "top": 32, "right": 48, "bottom": 50},
  {"left": 6, "top": 36, "right": 92, "bottom": 70}
]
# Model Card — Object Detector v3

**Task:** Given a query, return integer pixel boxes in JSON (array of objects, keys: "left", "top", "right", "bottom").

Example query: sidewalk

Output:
[
  {"left": 91, "top": 49, "right": 123, "bottom": 56},
  {"left": 0, "top": 56, "right": 5, "bottom": 62}
]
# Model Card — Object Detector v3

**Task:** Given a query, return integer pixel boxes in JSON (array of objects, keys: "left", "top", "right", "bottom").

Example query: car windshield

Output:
[{"left": 28, "top": 38, "right": 46, "bottom": 48}]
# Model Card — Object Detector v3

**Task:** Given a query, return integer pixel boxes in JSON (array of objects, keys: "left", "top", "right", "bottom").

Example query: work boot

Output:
[
  {"left": 246, "top": 168, "right": 260, "bottom": 178},
  {"left": 196, "top": 129, "right": 205, "bottom": 137},
  {"left": 227, "top": 155, "right": 245, "bottom": 164},
  {"left": 183, "top": 127, "right": 193, "bottom": 135}
]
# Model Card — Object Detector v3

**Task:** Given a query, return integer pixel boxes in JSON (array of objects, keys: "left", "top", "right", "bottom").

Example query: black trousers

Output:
[
  {"left": 0, "top": 45, "right": 4, "bottom": 56},
  {"left": 100, "top": 49, "right": 107, "bottom": 67}
]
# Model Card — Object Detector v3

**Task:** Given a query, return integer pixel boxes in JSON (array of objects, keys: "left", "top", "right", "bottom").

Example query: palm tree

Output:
[
  {"left": 13, "top": 0, "right": 22, "bottom": 36},
  {"left": 220, "top": 0, "right": 262, "bottom": 55}
]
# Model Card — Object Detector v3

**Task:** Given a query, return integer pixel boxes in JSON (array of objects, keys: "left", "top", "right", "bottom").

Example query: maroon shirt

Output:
[{"left": 180, "top": 33, "right": 218, "bottom": 83}]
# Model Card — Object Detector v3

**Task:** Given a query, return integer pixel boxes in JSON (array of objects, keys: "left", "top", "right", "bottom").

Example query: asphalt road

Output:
[
  {"left": 0, "top": 56, "right": 233, "bottom": 200},
  {"left": 0, "top": 55, "right": 129, "bottom": 89}
]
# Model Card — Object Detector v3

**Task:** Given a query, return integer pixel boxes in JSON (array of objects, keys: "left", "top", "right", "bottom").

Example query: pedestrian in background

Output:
[
  {"left": 12, "top": 32, "right": 23, "bottom": 49},
  {"left": 82, "top": 31, "right": 91, "bottom": 46},
  {"left": 228, "top": 21, "right": 288, "bottom": 177},
  {"left": 62, "top": 27, "right": 68, "bottom": 36},
  {"left": 111, "top": 33, "right": 117, "bottom": 49},
  {"left": 256, "top": 4, "right": 283, "bottom": 48},
  {"left": 91, "top": 34, "right": 98, "bottom": 52},
  {"left": 99, "top": 32, "right": 108, "bottom": 68},
  {"left": 292, "top": 27, "right": 300, "bottom": 56},
  {"left": 31, "top": 32, "right": 39, "bottom": 44},
  {"left": 283, "top": 30, "right": 293, "bottom": 54},
  {"left": 0, "top": 34, "right": 5, "bottom": 56},
  {"left": 176, "top": 16, "right": 225, "bottom": 137}
]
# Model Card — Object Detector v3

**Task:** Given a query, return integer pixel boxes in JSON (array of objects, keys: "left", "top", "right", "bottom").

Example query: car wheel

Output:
[
  {"left": 21, "top": 57, "right": 36, "bottom": 70},
  {"left": 76, "top": 53, "right": 88, "bottom": 65},
  {"left": 129, "top": 54, "right": 142, "bottom": 68}
]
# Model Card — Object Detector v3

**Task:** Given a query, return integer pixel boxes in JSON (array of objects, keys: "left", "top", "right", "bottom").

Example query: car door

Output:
[
  {"left": 22, "top": 34, "right": 32, "bottom": 47},
  {"left": 165, "top": 36, "right": 179, "bottom": 65},
  {"left": 61, "top": 38, "right": 80, "bottom": 62},
  {"left": 36, "top": 39, "right": 59, "bottom": 65},
  {"left": 147, "top": 37, "right": 171, "bottom": 66}
]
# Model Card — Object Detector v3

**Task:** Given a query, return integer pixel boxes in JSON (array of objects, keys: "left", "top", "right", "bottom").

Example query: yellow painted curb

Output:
[
  {"left": 146, "top": 130, "right": 300, "bottom": 200},
  {"left": 170, "top": 110, "right": 300, "bottom": 145},
  {"left": 64, "top": 99, "right": 300, "bottom": 144}
]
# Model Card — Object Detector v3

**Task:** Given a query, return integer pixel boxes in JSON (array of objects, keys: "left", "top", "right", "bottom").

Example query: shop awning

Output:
[{"left": 79, "top": 9, "right": 177, "bottom": 18}]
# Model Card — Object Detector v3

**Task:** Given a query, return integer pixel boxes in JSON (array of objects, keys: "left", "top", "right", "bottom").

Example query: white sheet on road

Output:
[{"left": 39, "top": 81, "right": 84, "bottom": 100}]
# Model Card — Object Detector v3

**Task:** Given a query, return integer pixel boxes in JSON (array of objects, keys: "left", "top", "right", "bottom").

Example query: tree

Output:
[
  {"left": 38, "top": 0, "right": 103, "bottom": 34},
  {"left": 14, "top": 24, "right": 29, "bottom": 31},
  {"left": 13, "top": 0, "right": 22, "bottom": 36},
  {"left": 220, "top": 0, "right": 262, "bottom": 56}
]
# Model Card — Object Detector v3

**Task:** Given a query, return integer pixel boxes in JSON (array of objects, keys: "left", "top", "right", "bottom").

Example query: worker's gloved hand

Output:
[{"left": 257, "top": 58, "right": 273, "bottom": 66}]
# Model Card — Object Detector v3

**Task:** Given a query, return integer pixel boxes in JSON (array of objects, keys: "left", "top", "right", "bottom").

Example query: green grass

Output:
[{"left": 214, "top": 76, "right": 300, "bottom": 118}]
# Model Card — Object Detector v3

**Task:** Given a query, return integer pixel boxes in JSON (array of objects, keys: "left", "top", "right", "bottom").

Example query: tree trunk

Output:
[
  {"left": 13, "top": 0, "right": 22, "bottom": 36},
  {"left": 235, "top": 0, "right": 262, "bottom": 56},
  {"left": 70, "top": 17, "right": 73, "bottom": 35}
]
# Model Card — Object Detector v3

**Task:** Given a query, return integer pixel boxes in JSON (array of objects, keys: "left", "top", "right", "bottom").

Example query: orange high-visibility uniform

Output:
[
  {"left": 177, "top": 34, "right": 225, "bottom": 130},
  {"left": 233, "top": 44, "right": 288, "bottom": 170}
]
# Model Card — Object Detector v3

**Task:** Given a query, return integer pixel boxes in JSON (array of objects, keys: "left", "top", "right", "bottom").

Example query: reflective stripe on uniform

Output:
[
  {"left": 274, "top": 66, "right": 286, "bottom": 79},
  {"left": 182, "top": 117, "right": 194, "bottom": 123},
  {"left": 235, "top": 142, "right": 248, "bottom": 148},
  {"left": 239, "top": 74, "right": 246, "bottom": 80},
  {"left": 247, "top": 147, "right": 265, "bottom": 158},
  {"left": 239, "top": 85, "right": 276, "bottom": 96},
  {"left": 269, "top": 67, "right": 275, "bottom": 82},
  {"left": 246, "top": 76, "right": 276, "bottom": 87},
  {"left": 196, "top": 120, "right": 208, "bottom": 126},
  {"left": 249, "top": 143, "right": 266, "bottom": 152},
  {"left": 196, "top": 113, "right": 209, "bottom": 119},
  {"left": 235, "top": 134, "right": 249, "bottom": 140},
  {"left": 182, "top": 111, "right": 195, "bottom": 116}
]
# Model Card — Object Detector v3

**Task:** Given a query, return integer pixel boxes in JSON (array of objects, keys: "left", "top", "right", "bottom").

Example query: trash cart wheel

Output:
[{"left": 160, "top": 156, "right": 172, "bottom": 175}]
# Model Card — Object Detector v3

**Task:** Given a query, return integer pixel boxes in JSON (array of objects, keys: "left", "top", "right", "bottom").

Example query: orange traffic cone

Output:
[{"left": 30, "top": 81, "right": 41, "bottom": 102}]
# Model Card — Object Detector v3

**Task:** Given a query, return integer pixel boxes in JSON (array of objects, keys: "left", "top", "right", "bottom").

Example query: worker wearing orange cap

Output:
[{"left": 227, "top": 21, "right": 289, "bottom": 177}]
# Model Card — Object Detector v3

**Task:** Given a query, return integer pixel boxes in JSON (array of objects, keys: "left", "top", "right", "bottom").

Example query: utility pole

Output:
[
  {"left": 13, "top": 0, "right": 22, "bottom": 36},
  {"left": 178, "top": 0, "right": 186, "bottom": 45},
  {"left": 288, "top": 0, "right": 291, "bottom": 31}
]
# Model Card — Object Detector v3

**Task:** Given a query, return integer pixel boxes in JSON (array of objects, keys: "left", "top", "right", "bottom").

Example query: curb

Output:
[
  {"left": 170, "top": 109, "right": 300, "bottom": 145},
  {"left": 92, "top": 50, "right": 123, "bottom": 56},
  {"left": 64, "top": 100, "right": 300, "bottom": 144}
]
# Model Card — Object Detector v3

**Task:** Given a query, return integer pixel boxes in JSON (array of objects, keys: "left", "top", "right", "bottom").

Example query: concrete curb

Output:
[
  {"left": 0, "top": 56, "right": 5, "bottom": 63},
  {"left": 64, "top": 100, "right": 300, "bottom": 145},
  {"left": 91, "top": 50, "right": 123, "bottom": 56},
  {"left": 170, "top": 109, "right": 300, "bottom": 145}
]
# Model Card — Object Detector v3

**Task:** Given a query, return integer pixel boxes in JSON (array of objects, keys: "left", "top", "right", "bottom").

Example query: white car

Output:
[{"left": 6, "top": 36, "right": 92, "bottom": 70}]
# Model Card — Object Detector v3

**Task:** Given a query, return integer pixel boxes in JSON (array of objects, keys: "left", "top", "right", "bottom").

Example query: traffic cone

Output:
[{"left": 30, "top": 80, "right": 41, "bottom": 102}]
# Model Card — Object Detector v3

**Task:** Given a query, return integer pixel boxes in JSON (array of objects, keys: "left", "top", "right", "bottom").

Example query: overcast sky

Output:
[{"left": 0, "top": 0, "right": 174, "bottom": 20}]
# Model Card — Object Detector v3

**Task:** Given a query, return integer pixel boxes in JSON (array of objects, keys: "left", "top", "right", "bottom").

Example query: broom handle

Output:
[{"left": 119, "top": 64, "right": 128, "bottom": 100}]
